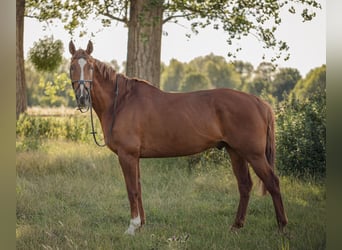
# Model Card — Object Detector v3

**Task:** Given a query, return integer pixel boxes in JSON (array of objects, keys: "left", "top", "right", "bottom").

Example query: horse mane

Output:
[
  {"left": 94, "top": 58, "right": 158, "bottom": 91},
  {"left": 94, "top": 59, "right": 117, "bottom": 82}
]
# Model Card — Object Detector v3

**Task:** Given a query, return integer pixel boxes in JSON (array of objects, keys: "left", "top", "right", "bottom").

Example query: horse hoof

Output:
[
  {"left": 124, "top": 216, "right": 141, "bottom": 236},
  {"left": 230, "top": 224, "right": 243, "bottom": 233},
  {"left": 278, "top": 225, "right": 287, "bottom": 235}
]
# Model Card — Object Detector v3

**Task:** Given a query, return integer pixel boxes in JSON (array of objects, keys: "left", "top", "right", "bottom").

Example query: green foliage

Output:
[
  {"left": 242, "top": 62, "right": 276, "bottom": 96},
  {"left": 292, "top": 65, "right": 326, "bottom": 100},
  {"left": 160, "top": 59, "right": 184, "bottom": 91},
  {"left": 270, "top": 68, "right": 302, "bottom": 101},
  {"left": 276, "top": 91, "right": 326, "bottom": 177},
  {"left": 186, "top": 148, "right": 230, "bottom": 173},
  {"left": 243, "top": 77, "right": 269, "bottom": 96},
  {"left": 25, "top": 60, "right": 41, "bottom": 106},
  {"left": 239, "top": 63, "right": 325, "bottom": 105},
  {"left": 189, "top": 54, "right": 241, "bottom": 89},
  {"left": 28, "top": 36, "right": 64, "bottom": 72},
  {"left": 25, "top": 0, "right": 63, "bottom": 20},
  {"left": 16, "top": 113, "right": 103, "bottom": 146},
  {"left": 161, "top": 54, "right": 242, "bottom": 92},
  {"left": 25, "top": 58, "right": 75, "bottom": 107},
  {"left": 37, "top": 72, "right": 75, "bottom": 106},
  {"left": 179, "top": 72, "right": 210, "bottom": 92},
  {"left": 232, "top": 60, "right": 254, "bottom": 89},
  {"left": 25, "top": 0, "right": 322, "bottom": 62}
]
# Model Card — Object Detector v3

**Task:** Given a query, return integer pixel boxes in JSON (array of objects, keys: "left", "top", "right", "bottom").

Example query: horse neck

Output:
[{"left": 91, "top": 72, "right": 118, "bottom": 121}]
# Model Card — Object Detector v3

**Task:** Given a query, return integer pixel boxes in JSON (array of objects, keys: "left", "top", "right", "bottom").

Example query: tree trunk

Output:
[
  {"left": 16, "top": 0, "right": 27, "bottom": 119},
  {"left": 126, "top": 0, "right": 163, "bottom": 88}
]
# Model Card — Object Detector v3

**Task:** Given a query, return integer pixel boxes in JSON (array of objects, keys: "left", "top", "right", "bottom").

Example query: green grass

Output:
[{"left": 16, "top": 140, "right": 326, "bottom": 249}]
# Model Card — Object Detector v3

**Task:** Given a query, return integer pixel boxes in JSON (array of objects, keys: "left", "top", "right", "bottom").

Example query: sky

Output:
[{"left": 24, "top": 1, "right": 325, "bottom": 77}]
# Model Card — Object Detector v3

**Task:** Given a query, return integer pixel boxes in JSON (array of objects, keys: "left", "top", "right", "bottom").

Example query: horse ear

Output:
[
  {"left": 86, "top": 40, "right": 93, "bottom": 55},
  {"left": 69, "top": 40, "right": 76, "bottom": 55}
]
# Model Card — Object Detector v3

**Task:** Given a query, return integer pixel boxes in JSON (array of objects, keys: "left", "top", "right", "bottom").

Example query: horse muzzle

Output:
[
  {"left": 73, "top": 80, "right": 92, "bottom": 110},
  {"left": 78, "top": 95, "right": 87, "bottom": 107}
]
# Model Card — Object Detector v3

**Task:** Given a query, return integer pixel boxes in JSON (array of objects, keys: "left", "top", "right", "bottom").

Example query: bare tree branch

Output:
[
  {"left": 102, "top": 6, "right": 128, "bottom": 24},
  {"left": 163, "top": 13, "right": 193, "bottom": 24}
]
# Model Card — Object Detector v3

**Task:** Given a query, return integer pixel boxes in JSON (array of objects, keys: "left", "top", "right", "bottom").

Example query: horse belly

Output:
[{"left": 139, "top": 120, "right": 221, "bottom": 158}]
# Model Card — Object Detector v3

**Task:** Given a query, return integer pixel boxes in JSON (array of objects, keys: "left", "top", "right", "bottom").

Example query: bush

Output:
[
  {"left": 16, "top": 114, "right": 103, "bottom": 145},
  {"left": 275, "top": 91, "right": 326, "bottom": 177},
  {"left": 186, "top": 148, "right": 230, "bottom": 172}
]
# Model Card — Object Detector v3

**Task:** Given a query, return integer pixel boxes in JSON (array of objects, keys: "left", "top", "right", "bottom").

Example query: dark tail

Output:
[{"left": 261, "top": 105, "right": 276, "bottom": 196}]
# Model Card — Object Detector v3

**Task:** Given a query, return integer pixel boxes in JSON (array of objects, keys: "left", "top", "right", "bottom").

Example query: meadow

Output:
[{"left": 16, "top": 138, "right": 326, "bottom": 249}]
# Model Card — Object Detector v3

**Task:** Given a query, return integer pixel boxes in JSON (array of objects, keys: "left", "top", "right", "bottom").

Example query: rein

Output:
[{"left": 73, "top": 74, "right": 119, "bottom": 147}]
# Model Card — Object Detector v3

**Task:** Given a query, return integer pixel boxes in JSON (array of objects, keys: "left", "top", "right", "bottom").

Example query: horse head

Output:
[{"left": 69, "top": 40, "right": 94, "bottom": 111}]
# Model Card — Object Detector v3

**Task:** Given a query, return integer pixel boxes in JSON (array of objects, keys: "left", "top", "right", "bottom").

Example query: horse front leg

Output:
[
  {"left": 118, "top": 150, "right": 142, "bottom": 235},
  {"left": 137, "top": 165, "right": 146, "bottom": 225}
]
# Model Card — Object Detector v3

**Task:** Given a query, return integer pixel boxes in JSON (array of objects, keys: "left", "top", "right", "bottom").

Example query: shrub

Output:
[
  {"left": 16, "top": 114, "right": 103, "bottom": 144},
  {"left": 186, "top": 148, "right": 230, "bottom": 172},
  {"left": 275, "top": 91, "right": 326, "bottom": 178}
]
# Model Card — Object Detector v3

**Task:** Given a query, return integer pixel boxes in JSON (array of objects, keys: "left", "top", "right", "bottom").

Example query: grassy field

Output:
[{"left": 16, "top": 140, "right": 326, "bottom": 250}]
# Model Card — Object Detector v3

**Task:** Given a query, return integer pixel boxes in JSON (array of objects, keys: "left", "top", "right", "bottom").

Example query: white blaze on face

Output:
[
  {"left": 78, "top": 58, "right": 87, "bottom": 80},
  {"left": 124, "top": 215, "right": 141, "bottom": 236},
  {"left": 78, "top": 58, "right": 87, "bottom": 96}
]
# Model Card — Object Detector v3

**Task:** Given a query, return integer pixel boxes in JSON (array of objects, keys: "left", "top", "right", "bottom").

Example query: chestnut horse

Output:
[{"left": 69, "top": 41, "right": 287, "bottom": 235}]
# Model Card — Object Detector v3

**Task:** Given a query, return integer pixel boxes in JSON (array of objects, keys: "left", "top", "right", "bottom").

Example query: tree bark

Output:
[
  {"left": 16, "top": 0, "right": 27, "bottom": 119},
  {"left": 126, "top": 0, "right": 163, "bottom": 88}
]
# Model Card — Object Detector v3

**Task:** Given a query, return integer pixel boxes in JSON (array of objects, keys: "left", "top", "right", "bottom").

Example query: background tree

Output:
[
  {"left": 188, "top": 54, "right": 241, "bottom": 89},
  {"left": 25, "top": 57, "right": 74, "bottom": 107},
  {"left": 108, "top": 59, "right": 121, "bottom": 73},
  {"left": 161, "top": 59, "right": 185, "bottom": 91},
  {"left": 25, "top": 0, "right": 322, "bottom": 89},
  {"left": 242, "top": 62, "right": 276, "bottom": 96},
  {"left": 271, "top": 68, "right": 302, "bottom": 101},
  {"left": 206, "top": 61, "right": 241, "bottom": 89},
  {"left": 292, "top": 65, "right": 326, "bottom": 100},
  {"left": 233, "top": 60, "right": 254, "bottom": 91},
  {"left": 161, "top": 55, "right": 242, "bottom": 92},
  {"left": 17, "top": 0, "right": 27, "bottom": 119},
  {"left": 25, "top": 60, "right": 41, "bottom": 106},
  {"left": 179, "top": 72, "right": 210, "bottom": 92}
]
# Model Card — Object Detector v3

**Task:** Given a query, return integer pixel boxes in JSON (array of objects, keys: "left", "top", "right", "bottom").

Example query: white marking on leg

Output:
[{"left": 124, "top": 215, "right": 141, "bottom": 236}]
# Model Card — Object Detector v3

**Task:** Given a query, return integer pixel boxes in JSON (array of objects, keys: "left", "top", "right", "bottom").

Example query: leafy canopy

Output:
[{"left": 25, "top": 0, "right": 322, "bottom": 61}]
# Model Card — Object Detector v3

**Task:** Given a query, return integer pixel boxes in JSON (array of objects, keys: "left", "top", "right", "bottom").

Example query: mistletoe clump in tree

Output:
[{"left": 28, "top": 36, "right": 64, "bottom": 72}]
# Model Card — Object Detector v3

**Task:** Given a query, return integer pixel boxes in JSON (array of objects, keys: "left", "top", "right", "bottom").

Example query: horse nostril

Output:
[{"left": 79, "top": 96, "right": 86, "bottom": 105}]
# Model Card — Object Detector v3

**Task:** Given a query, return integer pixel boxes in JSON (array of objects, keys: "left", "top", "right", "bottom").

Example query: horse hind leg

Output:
[
  {"left": 226, "top": 147, "right": 253, "bottom": 230},
  {"left": 248, "top": 156, "right": 288, "bottom": 231}
]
